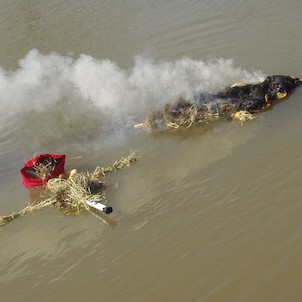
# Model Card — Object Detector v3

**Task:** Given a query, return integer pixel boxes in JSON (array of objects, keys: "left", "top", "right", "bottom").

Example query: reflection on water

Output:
[{"left": 1, "top": 1, "right": 302, "bottom": 302}]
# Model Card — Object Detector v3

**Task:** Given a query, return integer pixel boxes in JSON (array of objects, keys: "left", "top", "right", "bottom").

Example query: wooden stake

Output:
[{"left": 134, "top": 123, "right": 144, "bottom": 129}]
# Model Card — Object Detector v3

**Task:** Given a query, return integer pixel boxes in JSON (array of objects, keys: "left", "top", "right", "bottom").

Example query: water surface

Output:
[{"left": 1, "top": 1, "right": 302, "bottom": 301}]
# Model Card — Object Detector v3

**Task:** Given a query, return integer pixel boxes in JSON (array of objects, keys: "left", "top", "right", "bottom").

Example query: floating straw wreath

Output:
[{"left": 0, "top": 151, "right": 137, "bottom": 226}]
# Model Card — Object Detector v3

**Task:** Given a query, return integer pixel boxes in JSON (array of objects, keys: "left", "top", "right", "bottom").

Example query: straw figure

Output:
[
  {"left": 0, "top": 151, "right": 137, "bottom": 226},
  {"left": 134, "top": 75, "right": 302, "bottom": 132}
]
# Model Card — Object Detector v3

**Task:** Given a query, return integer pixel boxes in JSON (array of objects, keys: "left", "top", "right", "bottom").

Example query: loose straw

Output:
[{"left": 134, "top": 100, "right": 254, "bottom": 132}]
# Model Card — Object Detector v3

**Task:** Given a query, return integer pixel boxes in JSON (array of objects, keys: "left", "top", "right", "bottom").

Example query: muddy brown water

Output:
[{"left": 1, "top": 1, "right": 302, "bottom": 301}]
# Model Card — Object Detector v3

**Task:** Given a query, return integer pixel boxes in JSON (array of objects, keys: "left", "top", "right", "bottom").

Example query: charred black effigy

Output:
[{"left": 135, "top": 75, "right": 302, "bottom": 131}]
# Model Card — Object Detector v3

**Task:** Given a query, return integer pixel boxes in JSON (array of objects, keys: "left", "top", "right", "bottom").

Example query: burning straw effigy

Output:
[
  {"left": 134, "top": 75, "right": 302, "bottom": 132},
  {"left": 0, "top": 151, "right": 137, "bottom": 226}
]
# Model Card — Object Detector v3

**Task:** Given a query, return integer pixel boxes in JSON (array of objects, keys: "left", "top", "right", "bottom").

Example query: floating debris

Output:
[{"left": 0, "top": 151, "right": 137, "bottom": 226}]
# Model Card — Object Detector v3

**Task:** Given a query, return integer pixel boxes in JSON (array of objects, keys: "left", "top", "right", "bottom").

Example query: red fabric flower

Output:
[{"left": 20, "top": 154, "right": 66, "bottom": 188}]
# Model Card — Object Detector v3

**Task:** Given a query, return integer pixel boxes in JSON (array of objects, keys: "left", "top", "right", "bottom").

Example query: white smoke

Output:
[{"left": 0, "top": 49, "right": 265, "bottom": 151}]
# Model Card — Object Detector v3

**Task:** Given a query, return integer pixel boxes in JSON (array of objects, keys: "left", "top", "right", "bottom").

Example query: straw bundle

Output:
[
  {"left": 134, "top": 99, "right": 254, "bottom": 132},
  {"left": 0, "top": 151, "right": 137, "bottom": 226},
  {"left": 25, "top": 157, "right": 57, "bottom": 179},
  {"left": 135, "top": 100, "right": 223, "bottom": 132}
]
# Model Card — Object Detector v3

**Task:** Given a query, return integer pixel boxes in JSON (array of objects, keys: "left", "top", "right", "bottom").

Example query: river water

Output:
[{"left": 1, "top": 1, "right": 302, "bottom": 301}]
